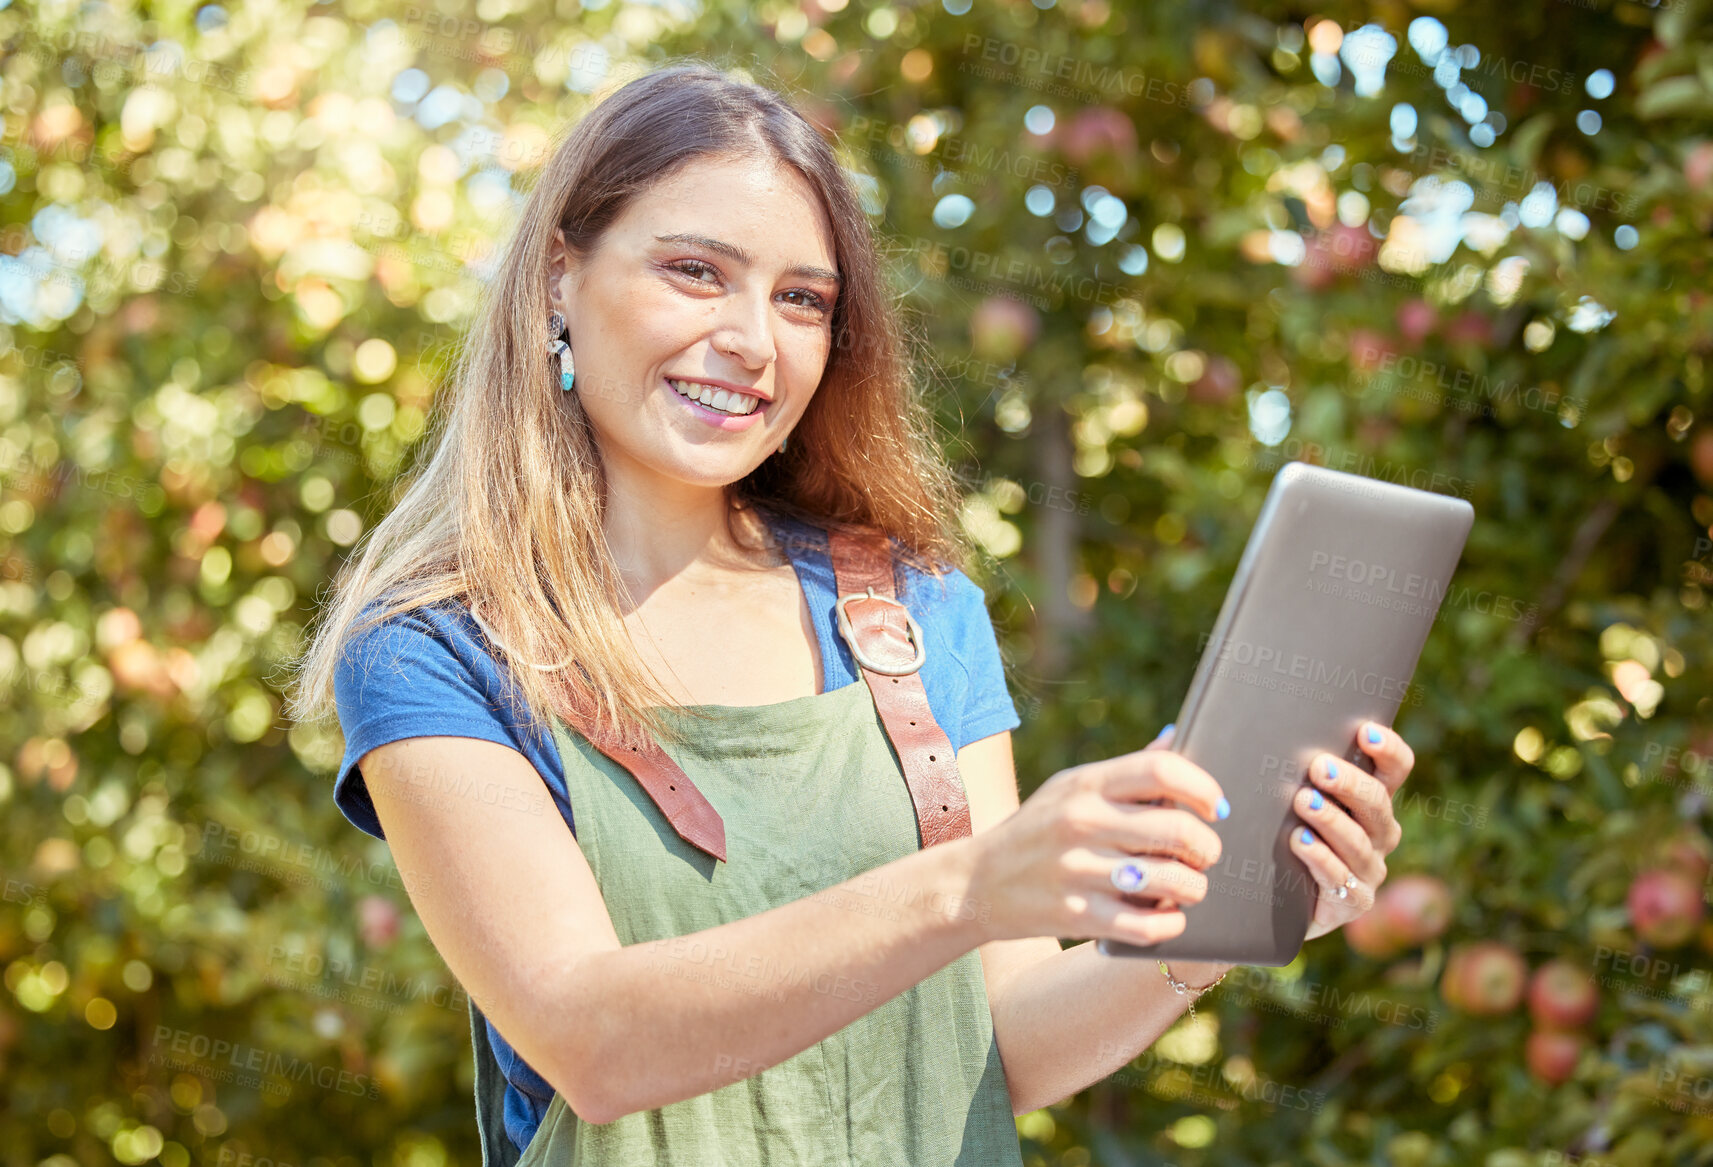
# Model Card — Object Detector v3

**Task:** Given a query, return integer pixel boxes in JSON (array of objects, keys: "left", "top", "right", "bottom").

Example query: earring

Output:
[
  {"left": 547, "top": 310, "right": 575, "bottom": 392},
  {"left": 777, "top": 434, "right": 788, "bottom": 454}
]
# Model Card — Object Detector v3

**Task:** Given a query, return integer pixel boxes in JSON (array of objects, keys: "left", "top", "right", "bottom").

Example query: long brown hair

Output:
[{"left": 288, "top": 60, "right": 976, "bottom": 751}]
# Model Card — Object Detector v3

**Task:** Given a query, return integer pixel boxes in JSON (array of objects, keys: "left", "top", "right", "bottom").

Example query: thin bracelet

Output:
[{"left": 1157, "top": 960, "right": 1229, "bottom": 1020}]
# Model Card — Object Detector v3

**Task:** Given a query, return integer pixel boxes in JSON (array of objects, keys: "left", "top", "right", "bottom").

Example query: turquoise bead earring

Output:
[{"left": 546, "top": 310, "right": 575, "bottom": 392}]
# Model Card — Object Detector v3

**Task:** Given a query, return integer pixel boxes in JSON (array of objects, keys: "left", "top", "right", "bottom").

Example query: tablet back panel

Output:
[{"left": 1100, "top": 461, "right": 1474, "bottom": 966}]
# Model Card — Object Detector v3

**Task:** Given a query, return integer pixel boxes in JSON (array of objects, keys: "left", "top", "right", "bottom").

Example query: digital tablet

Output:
[{"left": 1098, "top": 461, "right": 1474, "bottom": 966}]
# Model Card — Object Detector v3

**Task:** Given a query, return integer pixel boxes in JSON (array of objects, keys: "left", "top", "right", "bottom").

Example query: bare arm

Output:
[
  {"left": 361, "top": 734, "right": 989, "bottom": 1125},
  {"left": 958, "top": 729, "right": 1234, "bottom": 1116}
]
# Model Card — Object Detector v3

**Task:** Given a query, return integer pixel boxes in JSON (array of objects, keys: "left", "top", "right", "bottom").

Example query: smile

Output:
[{"left": 669, "top": 378, "right": 762, "bottom": 416}]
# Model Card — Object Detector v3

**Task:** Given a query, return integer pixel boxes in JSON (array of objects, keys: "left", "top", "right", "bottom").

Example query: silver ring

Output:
[{"left": 1111, "top": 861, "right": 1150, "bottom": 894}]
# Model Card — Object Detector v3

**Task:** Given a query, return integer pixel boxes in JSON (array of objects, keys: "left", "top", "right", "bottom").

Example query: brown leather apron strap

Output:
[
  {"left": 544, "top": 525, "right": 974, "bottom": 863},
  {"left": 562, "top": 682, "right": 731, "bottom": 864},
  {"left": 826, "top": 528, "right": 974, "bottom": 849}
]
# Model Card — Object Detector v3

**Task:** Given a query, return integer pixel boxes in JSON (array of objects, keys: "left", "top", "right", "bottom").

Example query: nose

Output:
[{"left": 711, "top": 289, "right": 777, "bottom": 370}]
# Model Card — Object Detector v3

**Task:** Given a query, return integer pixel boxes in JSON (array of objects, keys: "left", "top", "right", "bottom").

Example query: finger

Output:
[
  {"left": 1294, "top": 785, "right": 1385, "bottom": 883},
  {"left": 1088, "top": 748, "right": 1229, "bottom": 824},
  {"left": 1355, "top": 721, "right": 1415, "bottom": 794},
  {"left": 1089, "top": 897, "right": 1188, "bottom": 947},
  {"left": 1289, "top": 826, "right": 1378, "bottom": 914},
  {"left": 1115, "top": 805, "right": 1224, "bottom": 870},
  {"left": 1083, "top": 849, "right": 1211, "bottom": 906},
  {"left": 1307, "top": 755, "right": 1398, "bottom": 851},
  {"left": 1145, "top": 723, "right": 1176, "bottom": 751}
]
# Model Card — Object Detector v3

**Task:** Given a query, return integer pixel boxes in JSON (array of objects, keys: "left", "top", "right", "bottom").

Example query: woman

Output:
[{"left": 289, "top": 61, "right": 1416, "bottom": 1165}]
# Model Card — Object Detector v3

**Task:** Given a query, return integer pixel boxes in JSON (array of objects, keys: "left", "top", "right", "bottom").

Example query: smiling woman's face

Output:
[{"left": 548, "top": 151, "right": 841, "bottom": 492}]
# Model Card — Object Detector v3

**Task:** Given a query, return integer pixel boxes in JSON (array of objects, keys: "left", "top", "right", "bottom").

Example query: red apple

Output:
[
  {"left": 1190, "top": 354, "right": 1242, "bottom": 404},
  {"left": 1377, "top": 875, "right": 1453, "bottom": 947},
  {"left": 1627, "top": 868, "right": 1705, "bottom": 948},
  {"left": 1345, "top": 907, "right": 1406, "bottom": 959},
  {"left": 1685, "top": 142, "right": 1713, "bottom": 193},
  {"left": 968, "top": 296, "right": 1040, "bottom": 364},
  {"left": 1444, "top": 310, "right": 1492, "bottom": 347},
  {"left": 1441, "top": 941, "right": 1527, "bottom": 1015},
  {"left": 1527, "top": 959, "right": 1598, "bottom": 1029},
  {"left": 1396, "top": 299, "right": 1438, "bottom": 344},
  {"left": 1659, "top": 829, "right": 1713, "bottom": 885},
  {"left": 1691, "top": 429, "right": 1713, "bottom": 489},
  {"left": 1057, "top": 106, "right": 1138, "bottom": 167},
  {"left": 359, "top": 895, "right": 401, "bottom": 949},
  {"left": 1346, "top": 328, "right": 1396, "bottom": 374},
  {"left": 1525, "top": 1028, "right": 1585, "bottom": 1085}
]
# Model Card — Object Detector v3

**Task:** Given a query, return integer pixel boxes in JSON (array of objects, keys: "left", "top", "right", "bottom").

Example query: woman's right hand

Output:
[{"left": 965, "top": 727, "right": 1228, "bottom": 948}]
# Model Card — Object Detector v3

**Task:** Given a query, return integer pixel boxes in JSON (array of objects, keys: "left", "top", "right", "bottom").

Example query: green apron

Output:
[{"left": 471, "top": 678, "right": 1024, "bottom": 1166}]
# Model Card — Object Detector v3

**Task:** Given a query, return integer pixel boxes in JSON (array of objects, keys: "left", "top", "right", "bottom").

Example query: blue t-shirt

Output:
[{"left": 330, "top": 510, "right": 1021, "bottom": 1151}]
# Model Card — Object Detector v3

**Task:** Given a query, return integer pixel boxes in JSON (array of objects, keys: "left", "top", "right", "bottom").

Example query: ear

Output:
[{"left": 546, "top": 227, "right": 579, "bottom": 318}]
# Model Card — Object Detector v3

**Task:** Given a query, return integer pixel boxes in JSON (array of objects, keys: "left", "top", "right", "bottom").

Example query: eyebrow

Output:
[{"left": 653, "top": 232, "right": 842, "bottom": 286}]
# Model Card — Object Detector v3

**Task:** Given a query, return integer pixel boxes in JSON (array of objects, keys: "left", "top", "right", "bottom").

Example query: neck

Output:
[{"left": 599, "top": 456, "right": 766, "bottom": 604}]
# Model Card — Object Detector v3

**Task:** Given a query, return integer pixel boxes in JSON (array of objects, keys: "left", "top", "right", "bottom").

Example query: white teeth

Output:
[{"left": 670, "top": 378, "right": 760, "bottom": 416}]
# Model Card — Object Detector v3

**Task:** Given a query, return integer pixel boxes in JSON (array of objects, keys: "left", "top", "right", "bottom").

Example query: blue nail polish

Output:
[
  {"left": 1367, "top": 725, "right": 1382, "bottom": 744},
  {"left": 1309, "top": 790, "right": 1324, "bottom": 810},
  {"left": 1162, "top": 723, "right": 1175, "bottom": 735},
  {"left": 1216, "top": 797, "right": 1231, "bottom": 820},
  {"left": 1300, "top": 828, "right": 1314, "bottom": 845},
  {"left": 1328, "top": 761, "right": 1339, "bottom": 780}
]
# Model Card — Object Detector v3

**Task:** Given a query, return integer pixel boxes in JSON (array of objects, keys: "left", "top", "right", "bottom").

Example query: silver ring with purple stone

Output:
[{"left": 1111, "top": 860, "right": 1151, "bottom": 894}]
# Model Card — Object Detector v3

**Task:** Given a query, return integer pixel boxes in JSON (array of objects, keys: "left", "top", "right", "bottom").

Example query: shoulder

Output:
[{"left": 334, "top": 598, "right": 491, "bottom": 698}]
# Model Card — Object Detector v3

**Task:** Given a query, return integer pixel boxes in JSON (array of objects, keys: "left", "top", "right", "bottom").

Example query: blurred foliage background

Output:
[{"left": 3, "top": 0, "right": 1713, "bottom": 1164}]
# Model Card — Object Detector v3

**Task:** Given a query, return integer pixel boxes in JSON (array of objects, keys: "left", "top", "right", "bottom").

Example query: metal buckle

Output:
[{"left": 835, "top": 586, "right": 928, "bottom": 676}]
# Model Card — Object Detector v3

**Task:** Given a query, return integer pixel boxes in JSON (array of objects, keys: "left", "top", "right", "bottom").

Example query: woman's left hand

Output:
[{"left": 1290, "top": 722, "right": 1413, "bottom": 941}]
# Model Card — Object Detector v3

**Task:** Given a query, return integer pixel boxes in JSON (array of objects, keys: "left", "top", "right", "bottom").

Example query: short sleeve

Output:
[
  {"left": 331, "top": 603, "right": 568, "bottom": 841},
  {"left": 937, "top": 569, "right": 1022, "bottom": 749}
]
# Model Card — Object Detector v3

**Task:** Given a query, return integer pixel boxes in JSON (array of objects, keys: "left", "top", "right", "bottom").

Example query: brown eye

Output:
[{"left": 669, "top": 259, "right": 720, "bottom": 284}]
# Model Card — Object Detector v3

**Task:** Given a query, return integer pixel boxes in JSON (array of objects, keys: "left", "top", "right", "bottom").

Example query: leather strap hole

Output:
[
  {"left": 928, "top": 754, "right": 936, "bottom": 762},
  {"left": 669, "top": 784, "right": 676, "bottom": 791}
]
